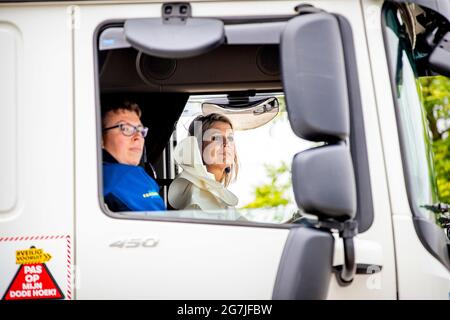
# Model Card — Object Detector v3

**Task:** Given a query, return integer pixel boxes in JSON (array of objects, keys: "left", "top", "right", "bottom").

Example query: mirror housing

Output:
[
  {"left": 292, "top": 145, "right": 357, "bottom": 222},
  {"left": 281, "top": 13, "right": 350, "bottom": 142},
  {"left": 280, "top": 10, "right": 360, "bottom": 286}
]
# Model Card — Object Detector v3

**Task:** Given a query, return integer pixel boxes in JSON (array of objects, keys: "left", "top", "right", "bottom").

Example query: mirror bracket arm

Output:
[{"left": 317, "top": 219, "right": 358, "bottom": 286}]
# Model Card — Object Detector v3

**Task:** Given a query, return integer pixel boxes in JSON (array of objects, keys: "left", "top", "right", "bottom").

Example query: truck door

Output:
[
  {"left": 73, "top": 1, "right": 390, "bottom": 299},
  {"left": 73, "top": 2, "right": 317, "bottom": 299}
]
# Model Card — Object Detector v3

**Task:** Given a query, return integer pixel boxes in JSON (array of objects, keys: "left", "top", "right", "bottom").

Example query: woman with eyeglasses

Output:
[
  {"left": 168, "top": 113, "right": 240, "bottom": 212},
  {"left": 101, "top": 100, "right": 165, "bottom": 212}
]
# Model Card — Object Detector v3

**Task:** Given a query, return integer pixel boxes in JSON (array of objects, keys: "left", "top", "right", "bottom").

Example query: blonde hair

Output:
[{"left": 188, "top": 113, "right": 239, "bottom": 187}]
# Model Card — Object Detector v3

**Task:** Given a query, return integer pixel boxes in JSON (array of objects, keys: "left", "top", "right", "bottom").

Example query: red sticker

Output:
[{"left": 3, "top": 260, "right": 64, "bottom": 300}]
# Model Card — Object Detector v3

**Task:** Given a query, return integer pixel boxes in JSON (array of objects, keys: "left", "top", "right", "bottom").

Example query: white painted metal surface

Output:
[
  {"left": 0, "top": 23, "right": 18, "bottom": 214},
  {"left": 0, "top": 5, "right": 75, "bottom": 299}
]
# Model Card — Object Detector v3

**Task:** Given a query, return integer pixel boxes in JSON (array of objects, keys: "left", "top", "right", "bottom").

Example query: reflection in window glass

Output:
[
  {"left": 384, "top": 6, "right": 450, "bottom": 229},
  {"left": 396, "top": 51, "right": 437, "bottom": 220}
]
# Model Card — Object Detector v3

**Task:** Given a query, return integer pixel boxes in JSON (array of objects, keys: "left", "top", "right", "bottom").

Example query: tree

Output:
[
  {"left": 420, "top": 76, "right": 450, "bottom": 204},
  {"left": 242, "top": 162, "right": 292, "bottom": 209}
]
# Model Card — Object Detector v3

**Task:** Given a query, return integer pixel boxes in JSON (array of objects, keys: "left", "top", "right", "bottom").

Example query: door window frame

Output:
[{"left": 92, "top": 13, "right": 374, "bottom": 232}]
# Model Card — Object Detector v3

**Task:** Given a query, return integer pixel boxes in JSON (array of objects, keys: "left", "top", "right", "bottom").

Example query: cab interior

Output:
[{"left": 98, "top": 38, "right": 285, "bottom": 209}]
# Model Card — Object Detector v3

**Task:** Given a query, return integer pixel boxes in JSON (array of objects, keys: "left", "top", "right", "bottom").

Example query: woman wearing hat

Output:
[{"left": 168, "top": 113, "right": 239, "bottom": 211}]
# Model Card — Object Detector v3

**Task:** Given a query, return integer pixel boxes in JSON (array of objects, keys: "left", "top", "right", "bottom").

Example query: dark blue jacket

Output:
[{"left": 103, "top": 151, "right": 166, "bottom": 212}]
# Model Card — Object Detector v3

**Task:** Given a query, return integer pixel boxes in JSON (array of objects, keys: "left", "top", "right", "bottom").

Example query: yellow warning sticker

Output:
[{"left": 15, "top": 248, "right": 52, "bottom": 265}]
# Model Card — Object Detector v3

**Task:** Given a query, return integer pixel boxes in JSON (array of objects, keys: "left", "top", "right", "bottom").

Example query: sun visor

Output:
[
  {"left": 124, "top": 18, "right": 225, "bottom": 59},
  {"left": 201, "top": 97, "right": 279, "bottom": 130}
]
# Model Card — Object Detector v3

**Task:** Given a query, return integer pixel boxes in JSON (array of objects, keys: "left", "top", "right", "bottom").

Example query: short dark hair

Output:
[{"left": 102, "top": 100, "right": 142, "bottom": 128}]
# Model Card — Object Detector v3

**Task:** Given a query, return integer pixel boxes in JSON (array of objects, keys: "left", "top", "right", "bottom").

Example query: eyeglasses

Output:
[
  {"left": 210, "top": 134, "right": 235, "bottom": 145},
  {"left": 103, "top": 123, "right": 149, "bottom": 138}
]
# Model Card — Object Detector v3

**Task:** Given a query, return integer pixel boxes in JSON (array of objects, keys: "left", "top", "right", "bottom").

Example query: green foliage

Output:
[
  {"left": 420, "top": 76, "right": 450, "bottom": 204},
  {"left": 420, "top": 76, "right": 450, "bottom": 139},
  {"left": 243, "top": 161, "right": 292, "bottom": 209},
  {"left": 432, "top": 138, "right": 450, "bottom": 202}
]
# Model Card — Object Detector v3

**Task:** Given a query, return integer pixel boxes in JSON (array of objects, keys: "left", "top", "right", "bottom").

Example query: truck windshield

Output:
[{"left": 383, "top": 4, "right": 450, "bottom": 228}]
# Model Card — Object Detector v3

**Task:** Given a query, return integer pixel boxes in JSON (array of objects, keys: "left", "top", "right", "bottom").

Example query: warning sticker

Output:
[
  {"left": 3, "top": 254, "right": 64, "bottom": 300},
  {"left": 0, "top": 236, "right": 72, "bottom": 300},
  {"left": 16, "top": 248, "right": 52, "bottom": 265}
]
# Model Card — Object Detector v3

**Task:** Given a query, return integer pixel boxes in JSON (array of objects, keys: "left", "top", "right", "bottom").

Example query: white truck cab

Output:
[{"left": 0, "top": 0, "right": 450, "bottom": 300}]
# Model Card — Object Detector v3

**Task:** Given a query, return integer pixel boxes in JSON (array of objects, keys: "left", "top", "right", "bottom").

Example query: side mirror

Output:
[
  {"left": 292, "top": 145, "right": 357, "bottom": 221},
  {"left": 280, "top": 11, "right": 359, "bottom": 285},
  {"left": 292, "top": 144, "right": 358, "bottom": 285},
  {"left": 281, "top": 13, "right": 350, "bottom": 142}
]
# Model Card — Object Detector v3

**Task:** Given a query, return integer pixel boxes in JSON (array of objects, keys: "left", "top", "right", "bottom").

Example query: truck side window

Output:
[
  {"left": 96, "top": 27, "right": 367, "bottom": 227},
  {"left": 383, "top": 5, "right": 450, "bottom": 230}
]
